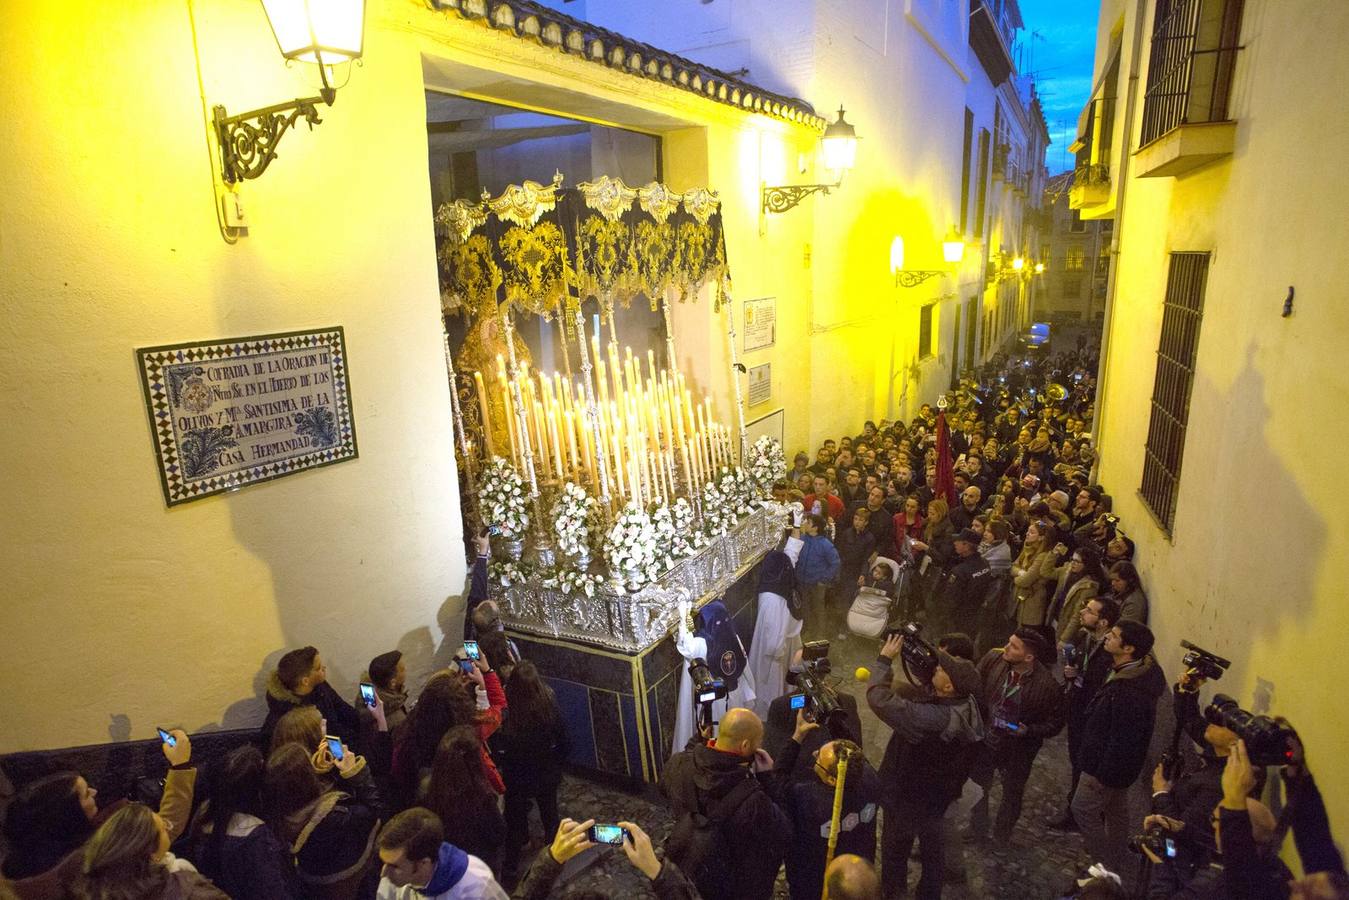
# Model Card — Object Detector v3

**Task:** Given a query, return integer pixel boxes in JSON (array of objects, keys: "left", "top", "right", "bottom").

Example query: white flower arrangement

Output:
[
  {"left": 551, "top": 481, "right": 596, "bottom": 558},
  {"left": 541, "top": 567, "right": 605, "bottom": 598},
  {"left": 668, "top": 496, "right": 703, "bottom": 556},
  {"left": 700, "top": 478, "right": 737, "bottom": 537},
  {"left": 746, "top": 435, "right": 786, "bottom": 494},
  {"left": 488, "top": 558, "right": 532, "bottom": 587},
  {"left": 479, "top": 456, "right": 529, "bottom": 539},
  {"left": 604, "top": 501, "right": 668, "bottom": 588}
]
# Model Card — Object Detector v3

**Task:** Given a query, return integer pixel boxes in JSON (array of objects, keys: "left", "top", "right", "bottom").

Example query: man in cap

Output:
[
  {"left": 926, "top": 528, "right": 991, "bottom": 638},
  {"left": 867, "top": 632, "right": 985, "bottom": 900}
]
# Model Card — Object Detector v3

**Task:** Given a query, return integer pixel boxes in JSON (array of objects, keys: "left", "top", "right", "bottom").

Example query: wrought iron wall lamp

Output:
[
  {"left": 762, "top": 106, "right": 858, "bottom": 214},
  {"left": 891, "top": 230, "right": 965, "bottom": 288},
  {"left": 213, "top": 0, "right": 366, "bottom": 184}
]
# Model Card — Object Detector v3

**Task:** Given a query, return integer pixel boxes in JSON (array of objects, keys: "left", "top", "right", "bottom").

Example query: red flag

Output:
[{"left": 935, "top": 408, "right": 957, "bottom": 508}]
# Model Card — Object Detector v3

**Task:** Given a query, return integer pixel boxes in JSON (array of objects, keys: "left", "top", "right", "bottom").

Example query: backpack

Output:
[
  {"left": 695, "top": 599, "right": 747, "bottom": 692},
  {"left": 664, "top": 776, "right": 760, "bottom": 900}
]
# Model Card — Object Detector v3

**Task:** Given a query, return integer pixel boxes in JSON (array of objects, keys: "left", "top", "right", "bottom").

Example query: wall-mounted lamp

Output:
[
  {"left": 1034, "top": 261, "right": 1046, "bottom": 274},
  {"left": 892, "top": 231, "right": 961, "bottom": 288},
  {"left": 987, "top": 249, "right": 1037, "bottom": 284},
  {"left": 762, "top": 106, "right": 858, "bottom": 214},
  {"left": 213, "top": 0, "right": 367, "bottom": 184}
]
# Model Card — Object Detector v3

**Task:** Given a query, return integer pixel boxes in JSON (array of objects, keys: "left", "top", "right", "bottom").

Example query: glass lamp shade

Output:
[
  {"left": 261, "top": 0, "right": 366, "bottom": 64},
  {"left": 821, "top": 107, "right": 858, "bottom": 173},
  {"left": 942, "top": 230, "right": 966, "bottom": 264},
  {"left": 889, "top": 236, "right": 905, "bottom": 274}
]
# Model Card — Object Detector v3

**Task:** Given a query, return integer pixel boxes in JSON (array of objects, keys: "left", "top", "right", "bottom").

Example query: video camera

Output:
[
  {"left": 689, "top": 658, "right": 727, "bottom": 705},
  {"left": 785, "top": 640, "right": 847, "bottom": 737},
  {"left": 1204, "top": 694, "right": 1298, "bottom": 767},
  {"left": 886, "top": 621, "right": 941, "bottom": 686},
  {"left": 1180, "top": 640, "right": 1231, "bottom": 684}
]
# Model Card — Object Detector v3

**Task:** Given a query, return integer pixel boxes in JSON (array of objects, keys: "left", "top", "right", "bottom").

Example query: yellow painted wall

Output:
[{"left": 1095, "top": 0, "right": 1349, "bottom": 837}]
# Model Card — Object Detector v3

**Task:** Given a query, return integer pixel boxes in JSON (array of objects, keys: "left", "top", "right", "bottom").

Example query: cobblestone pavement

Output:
[{"left": 523, "top": 634, "right": 1125, "bottom": 899}]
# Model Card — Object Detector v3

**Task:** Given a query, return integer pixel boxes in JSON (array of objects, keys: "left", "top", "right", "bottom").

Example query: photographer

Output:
[
  {"left": 1051, "top": 597, "right": 1121, "bottom": 831},
  {"left": 967, "top": 628, "right": 1065, "bottom": 843},
  {"left": 866, "top": 633, "right": 985, "bottom": 900}
]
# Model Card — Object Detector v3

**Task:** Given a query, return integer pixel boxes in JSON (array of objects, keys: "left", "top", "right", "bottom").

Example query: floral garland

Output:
[
  {"left": 745, "top": 435, "right": 786, "bottom": 493},
  {"left": 479, "top": 456, "right": 529, "bottom": 539},
  {"left": 604, "top": 501, "right": 667, "bottom": 588},
  {"left": 541, "top": 567, "right": 605, "bottom": 598},
  {"left": 551, "top": 481, "right": 595, "bottom": 558}
]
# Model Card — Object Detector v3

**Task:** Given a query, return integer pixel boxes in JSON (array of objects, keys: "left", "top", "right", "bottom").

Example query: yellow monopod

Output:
[{"left": 821, "top": 743, "right": 854, "bottom": 900}]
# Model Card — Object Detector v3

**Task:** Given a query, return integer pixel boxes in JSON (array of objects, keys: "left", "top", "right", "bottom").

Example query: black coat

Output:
[
  {"left": 834, "top": 525, "right": 876, "bottom": 582},
  {"left": 1065, "top": 629, "right": 1114, "bottom": 765},
  {"left": 194, "top": 815, "right": 300, "bottom": 900},
  {"left": 260, "top": 676, "right": 362, "bottom": 751},
  {"left": 1077, "top": 654, "right": 1167, "bottom": 789},
  {"left": 490, "top": 710, "right": 571, "bottom": 794},
  {"left": 661, "top": 742, "right": 792, "bottom": 900},
  {"left": 928, "top": 551, "right": 992, "bottom": 620},
  {"left": 763, "top": 692, "right": 863, "bottom": 783}
]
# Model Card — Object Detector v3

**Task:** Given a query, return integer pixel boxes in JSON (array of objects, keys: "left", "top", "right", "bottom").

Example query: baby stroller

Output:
[{"left": 847, "top": 556, "right": 909, "bottom": 639}]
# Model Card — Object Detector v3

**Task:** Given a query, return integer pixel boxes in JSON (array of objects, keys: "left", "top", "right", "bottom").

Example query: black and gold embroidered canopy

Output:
[{"left": 436, "top": 175, "right": 730, "bottom": 321}]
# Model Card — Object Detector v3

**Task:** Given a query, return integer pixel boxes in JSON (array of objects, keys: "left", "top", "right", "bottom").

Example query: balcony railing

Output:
[
  {"left": 1073, "top": 96, "right": 1117, "bottom": 169},
  {"left": 1140, "top": 0, "right": 1244, "bottom": 147}
]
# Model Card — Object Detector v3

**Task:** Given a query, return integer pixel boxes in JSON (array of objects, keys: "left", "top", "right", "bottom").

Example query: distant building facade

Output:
[{"left": 1039, "top": 171, "right": 1110, "bottom": 327}]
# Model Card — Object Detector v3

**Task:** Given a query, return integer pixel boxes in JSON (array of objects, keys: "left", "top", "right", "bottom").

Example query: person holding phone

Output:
[
  {"left": 462, "top": 529, "right": 493, "bottom": 641},
  {"left": 513, "top": 819, "right": 699, "bottom": 900},
  {"left": 260, "top": 646, "right": 362, "bottom": 752}
]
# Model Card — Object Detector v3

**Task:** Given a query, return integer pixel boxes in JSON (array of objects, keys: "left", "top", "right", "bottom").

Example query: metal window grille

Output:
[
  {"left": 919, "top": 303, "right": 935, "bottom": 359},
  {"left": 1140, "top": 251, "right": 1210, "bottom": 532},
  {"left": 1140, "top": 0, "right": 1244, "bottom": 147}
]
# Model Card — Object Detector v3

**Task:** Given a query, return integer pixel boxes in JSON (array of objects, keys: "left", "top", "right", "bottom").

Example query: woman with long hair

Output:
[
  {"left": 1050, "top": 547, "right": 1106, "bottom": 644},
  {"left": 265, "top": 743, "right": 383, "bottom": 900},
  {"left": 1011, "top": 520, "right": 1059, "bottom": 626},
  {"left": 75, "top": 804, "right": 226, "bottom": 900},
  {"left": 491, "top": 661, "right": 570, "bottom": 877},
  {"left": 1106, "top": 560, "right": 1149, "bottom": 624},
  {"left": 890, "top": 495, "right": 924, "bottom": 558},
  {"left": 421, "top": 726, "right": 507, "bottom": 876},
  {"left": 192, "top": 746, "right": 297, "bottom": 900}
]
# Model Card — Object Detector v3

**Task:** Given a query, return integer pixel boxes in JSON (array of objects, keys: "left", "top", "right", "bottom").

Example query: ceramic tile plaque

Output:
[{"left": 137, "top": 328, "right": 358, "bottom": 506}]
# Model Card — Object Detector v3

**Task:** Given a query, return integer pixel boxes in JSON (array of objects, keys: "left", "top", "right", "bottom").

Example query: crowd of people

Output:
[{"left": 2, "top": 348, "right": 1345, "bottom": 900}]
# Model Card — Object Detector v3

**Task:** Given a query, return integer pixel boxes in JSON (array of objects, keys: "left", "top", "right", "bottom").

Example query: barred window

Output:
[
  {"left": 1140, "top": 252, "right": 1210, "bottom": 532},
  {"left": 1140, "top": 0, "right": 1244, "bottom": 147},
  {"left": 919, "top": 303, "right": 936, "bottom": 359}
]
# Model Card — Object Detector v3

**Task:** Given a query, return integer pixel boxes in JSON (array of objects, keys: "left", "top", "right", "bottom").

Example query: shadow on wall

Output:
[{"left": 1154, "top": 341, "right": 1324, "bottom": 708}]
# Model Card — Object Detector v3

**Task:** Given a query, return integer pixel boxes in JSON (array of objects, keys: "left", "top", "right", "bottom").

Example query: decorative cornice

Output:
[{"left": 426, "top": 0, "right": 825, "bottom": 131}]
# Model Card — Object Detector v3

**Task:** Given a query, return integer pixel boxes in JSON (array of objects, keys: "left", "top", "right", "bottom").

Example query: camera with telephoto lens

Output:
[
  {"left": 1128, "top": 827, "right": 1177, "bottom": 859},
  {"left": 785, "top": 641, "right": 847, "bottom": 737},
  {"left": 1180, "top": 640, "right": 1230, "bottom": 684},
  {"left": 1203, "top": 694, "right": 1298, "bottom": 766},
  {"left": 885, "top": 621, "right": 940, "bottom": 685},
  {"left": 688, "top": 658, "right": 726, "bottom": 705}
]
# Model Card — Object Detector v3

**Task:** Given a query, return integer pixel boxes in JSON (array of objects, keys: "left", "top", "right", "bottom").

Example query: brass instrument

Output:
[{"left": 1046, "top": 383, "right": 1069, "bottom": 402}]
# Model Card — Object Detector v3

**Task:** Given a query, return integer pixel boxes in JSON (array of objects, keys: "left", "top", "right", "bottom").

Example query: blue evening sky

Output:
[{"left": 1017, "top": 0, "right": 1101, "bottom": 174}]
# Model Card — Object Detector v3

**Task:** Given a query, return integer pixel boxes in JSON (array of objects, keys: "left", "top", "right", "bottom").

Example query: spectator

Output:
[
  {"left": 367, "top": 651, "right": 409, "bottom": 737},
  {"left": 789, "top": 452, "right": 811, "bottom": 484},
  {"left": 374, "top": 808, "right": 507, "bottom": 900},
  {"left": 808, "top": 447, "right": 835, "bottom": 477},
  {"left": 192, "top": 745, "right": 299, "bottom": 900},
  {"left": 1105, "top": 562, "right": 1148, "bottom": 624},
  {"left": 1010, "top": 521, "right": 1058, "bottom": 627},
  {"left": 514, "top": 820, "right": 698, "bottom": 900},
  {"left": 462, "top": 532, "right": 492, "bottom": 641},
  {"left": 661, "top": 708, "right": 791, "bottom": 900},
  {"left": 823, "top": 854, "right": 881, "bottom": 900},
  {"left": 948, "top": 487, "right": 983, "bottom": 532},
  {"left": 771, "top": 713, "right": 880, "bottom": 900},
  {"left": 392, "top": 662, "right": 506, "bottom": 807},
  {"left": 421, "top": 727, "right": 507, "bottom": 877},
  {"left": 1051, "top": 597, "right": 1121, "bottom": 831},
  {"left": 795, "top": 515, "right": 841, "bottom": 641},
  {"left": 75, "top": 803, "right": 227, "bottom": 900},
  {"left": 1049, "top": 547, "right": 1105, "bottom": 644},
  {"left": 476, "top": 630, "right": 519, "bottom": 684},
  {"left": 909, "top": 498, "right": 953, "bottom": 576},
  {"left": 968, "top": 629, "right": 1065, "bottom": 843},
  {"left": 803, "top": 475, "right": 845, "bottom": 523},
  {"left": 838, "top": 466, "right": 866, "bottom": 507},
  {"left": 266, "top": 742, "right": 384, "bottom": 900},
  {"left": 892, "top": 496, "right": 925, "bottom": 557},
  {"left": 490, "top": 660, "right": 570, "bottom": 878},
  {"left": 836, "top": 507, "right": 878, "bottom": 602},
  {"left": 980, "top": 519, "right": 1013, "bottom": 575},
  {"left": 867, "top": 634, "right": 985, "bottom": 900},
  {"left": 925, "top": 528, "right": 991, "bottom": 638},
  {"left": 1071, "top": 620, "right": 1166, "bottom": 889},
  {"left": 855, "top": 486, "right": 896, "bottom": 552},
  {"left": 4, "top": 729, "right": 194, "bottom": 900},
  {"left": 260, "top": 647, "right": 361, "bottom": 750}
]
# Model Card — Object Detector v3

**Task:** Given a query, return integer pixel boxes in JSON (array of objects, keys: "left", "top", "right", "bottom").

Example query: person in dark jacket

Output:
[
  {"left": 491, "top": 661, "right": 570, "bottom": 878},
  {"left": 192, "top": 745, "right": 299, "bottom": 900},
  {"left": 867, "top": 634, "right": 985, "bottom": 900},
  {"left": 924, "top": 529, "right": 991, "bottom": 638},
  {"left": 513, "top": 819, "right": 699, "bottom": 900},
  {"left": 660, "top": 707, "right": 791, "bottom": 900},
  {"left": 266, "top": 742, "right": 385, "bottom": 900},
  {"left": 260, "top": 646, "right": 362, "bottom": 751},
  {"left": 420, "top": 726, "right": 507, "bottom": 878},
  {"left": 769, "top": 712, "right": 880, "bottom": 900},
  {"left": 967, "top": 628, "right": 1065, "bottom": 843},
  {"left": 1050, "top": 597, "right": 1120, "bottom": 830},
  {"left": 462, "top": 532, "right": 492, "bottom": 641},
  {"left": 795, "top": 515, "right": 841, "bottom": 641},
  {"left": 1071, "top": 619, "right": 1166, "bottom": 890}
]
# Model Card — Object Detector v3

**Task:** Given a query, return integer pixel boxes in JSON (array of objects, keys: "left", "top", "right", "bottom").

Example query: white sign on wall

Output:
[
  {"left": 747, "top": 363, "right": 771, "bottom": 407},
  {"left": 743, "top": 296, "right": 776, "bottom": 352}
]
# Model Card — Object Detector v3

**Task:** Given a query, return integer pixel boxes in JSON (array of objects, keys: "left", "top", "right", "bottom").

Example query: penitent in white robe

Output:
[
  {"left": 670, "top": 627, "right": 756, "bottom": 755},
  {"left": 746, "top": 534, "right": 805, "bottom": 718}
]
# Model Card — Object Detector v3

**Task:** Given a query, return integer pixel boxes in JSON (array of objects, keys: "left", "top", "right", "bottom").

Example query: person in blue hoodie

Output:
[
  {"left": 375, "top": 808, "right": 507, "bottom": 900},
  {"left": 794, "top": 513, "right": 841, "bottom": 640}
]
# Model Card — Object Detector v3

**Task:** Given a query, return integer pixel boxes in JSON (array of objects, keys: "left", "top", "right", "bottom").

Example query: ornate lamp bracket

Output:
[
  {"left": 895, "top": 270, "right": 945, "bottom": 288},
  {"left": 761, "top": 182, "right": 837, "bottom": 214},
  {"left": 213, "top": 90, "right": 333, "bottom": 184}
]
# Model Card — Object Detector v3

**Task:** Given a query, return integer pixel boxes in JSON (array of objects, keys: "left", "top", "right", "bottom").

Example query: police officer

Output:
[{"left": 926, "top": 528, "right": 991, "bottom": 637}]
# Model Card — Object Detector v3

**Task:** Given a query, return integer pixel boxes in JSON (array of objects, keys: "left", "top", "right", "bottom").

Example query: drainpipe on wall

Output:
[{"left": 1090, "top": 0, "right": 1148, "bottom": 479}]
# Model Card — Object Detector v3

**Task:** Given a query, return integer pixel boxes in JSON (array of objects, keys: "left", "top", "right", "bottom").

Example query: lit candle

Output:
[
  {"left": 565, "top": 410, "right": 579, "bottom": 475},
  {"left": 548, "top": 408, "right": 564, "bottom": 479},
  {"left": 473, "top": 371, "right": 495, "bottom": 455},
  {"left": 647, "top": 349, "right": 657, "bottom": 385},
  {"left": 680, "top": 440, "right": 693, "bottom": 493}
]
